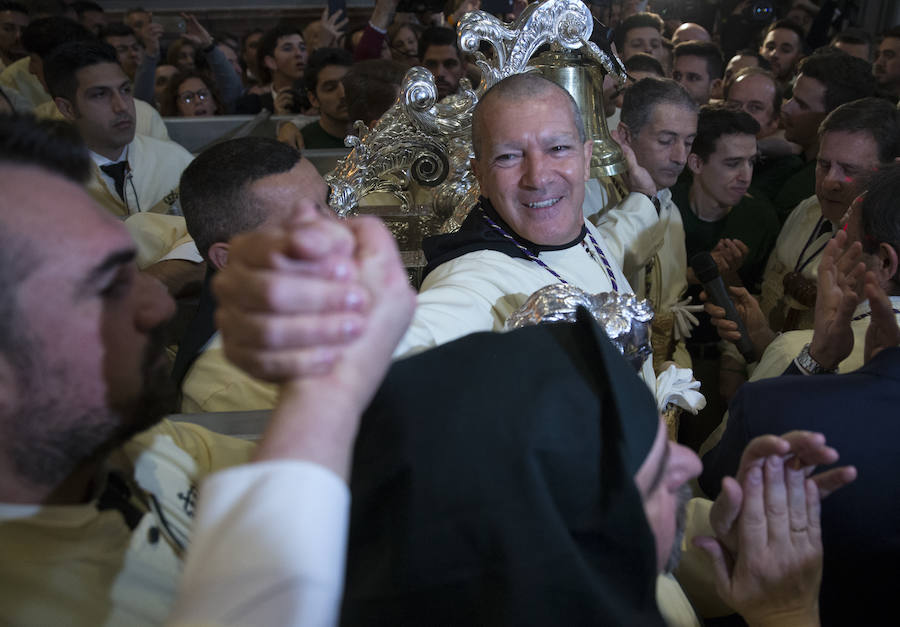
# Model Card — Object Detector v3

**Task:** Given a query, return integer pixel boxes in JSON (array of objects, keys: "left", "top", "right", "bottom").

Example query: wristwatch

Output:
[{"left": 794, "top": 343, "right": 838, "bottom": 375}]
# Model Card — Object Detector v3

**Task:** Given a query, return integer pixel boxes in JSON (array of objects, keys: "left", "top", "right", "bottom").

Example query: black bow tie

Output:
[{"left": 100, "top": 161, "right": 129, "bottom": 200}]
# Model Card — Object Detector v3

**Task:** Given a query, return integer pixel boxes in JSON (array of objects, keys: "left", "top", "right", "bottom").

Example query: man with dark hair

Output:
[
  {"left": 614, "top": 11, "right": 664, "bottom": 64},
  {"left": 420, "top": 26, "right": 464, "bottom": 101},
  {"left": 0, "top": 14, "right": 88, "bottom": 109},
  {"left": 724, "top": 67, "right": 781, "bottom": 139},
  {"left": 299, "top": 46, "right": 352, "bottom": 149},
  {"left": 673, "top": 105, "right": 779, "bottom": 293},
  {"left": 100, "top": 22, "right": 141, "bottom": 79},
  {"left": 873, "top": 26, "right": 900, "bottom": 100},
  {"left": 704, "top": 98, "right": 900, "bottom": 386},
  {"left": 235, "top": 23, "right": 306, "bottom": 114},
  {"left": 613, "top": 77, "right": 699, "bottom": 371},
  {"left": 611, "top": 52, "right": 664, "bottom": 111},
  {"left": 0, "top": 1, "right": 28, "bottom": 71},
  {"left": 758, "top": 19, "right": 806, "bottom": 84},
  {"left": 774, "top": 50, "right": 877, "bottom": 221},
  {"left": 0, "top": 112, "right": 254, "bottom": 626},
  {"left": 18, "top": 16, "right": 169, "bottom": 139},
  {"left": 830, "top": 27, "right": 873, "bottom": 61},
  {"left": 176, "top": 136, "right": 337, "bottom": 412},
  {"left": 44, "top": 40, "right": 203, "bottom": 295},
  {"left": 672, "top": 40, "right": 723, "bottom": 105},
  {"left": 123, "top": 6, "right": 150, "bottom": 32},
  {"left": 701, "top": 165, "right": 900, "bottom": 626},
  {"left": 71, "top": 0, "right": 103, "bottom": 35},
  {"left": 45, "top": 40, "right": 191, "bottom": 214}
]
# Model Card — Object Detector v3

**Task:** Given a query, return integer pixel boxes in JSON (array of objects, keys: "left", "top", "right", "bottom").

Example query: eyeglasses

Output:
[{"left": 178, "top": 88, "right": 211, "bottom": 105}]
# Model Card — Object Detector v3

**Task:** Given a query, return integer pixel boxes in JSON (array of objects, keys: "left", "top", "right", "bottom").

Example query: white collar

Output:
[{"left": 89, "top": 144, "right": 129, "bottom": 167}]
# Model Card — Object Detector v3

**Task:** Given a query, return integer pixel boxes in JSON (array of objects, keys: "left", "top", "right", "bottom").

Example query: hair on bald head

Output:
[{"left": 471, "top": 73, "right": 586, "bottom": 159}]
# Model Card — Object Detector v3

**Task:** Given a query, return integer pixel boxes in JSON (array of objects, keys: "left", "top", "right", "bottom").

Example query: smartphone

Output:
[{"left": 154, "top": 15, "right": 186, "bottom": 34}]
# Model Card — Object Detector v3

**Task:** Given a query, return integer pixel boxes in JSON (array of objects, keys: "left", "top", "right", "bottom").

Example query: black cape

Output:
[{"left": 341, "top": 310, "right": 665, "bottom": 626}]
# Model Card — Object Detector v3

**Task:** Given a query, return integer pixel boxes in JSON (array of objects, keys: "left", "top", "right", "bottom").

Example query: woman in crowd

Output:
[{"left": 161, "top": 72, "right": 222, "bottom": 117}]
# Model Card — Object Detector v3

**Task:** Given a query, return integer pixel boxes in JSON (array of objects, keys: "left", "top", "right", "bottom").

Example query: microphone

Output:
[{"left": 690, "top": 251, "right": 756, "bottom": 361}]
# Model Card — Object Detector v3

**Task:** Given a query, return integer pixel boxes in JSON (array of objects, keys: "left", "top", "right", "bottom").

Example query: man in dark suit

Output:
[{"left": 701, "top": 164, "right": 900, "bottom": 626}]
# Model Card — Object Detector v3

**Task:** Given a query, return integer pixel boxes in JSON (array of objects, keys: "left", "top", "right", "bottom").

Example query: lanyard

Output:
[
  {"left": 481, "top": 209, "right": 619, "bottom": 292},
  {"left": 794, "top": 217, "right": 831, "bottom": 274}
]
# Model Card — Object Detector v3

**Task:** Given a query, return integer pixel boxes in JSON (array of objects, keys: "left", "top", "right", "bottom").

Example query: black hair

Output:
[
  {"left": 257, "top": 22, "right": 303, "bottom": 84},
  {"left": 831, "top": 28, "right": 873, "bottom": 48},
  {"left": 343, "top": 58, "right": 405, "bottom": 124},
  {"left": 614, "top": 12, "right": 664, "bottom": 52},
  {"left": 859, "top": 162, "right": 900, "bottom": 261},
  {"left": 798, "top": 49, "right": 876, "bottom": 113},
  {"left": 673, "top": 40, "right": 724, "bottom": 79},
  {"left": 0, "top": 1, "right": 28, "bottom": 14},
  {"left": 419, "top": 26, "right": 459, "bottom": 60},
  {"left": 180, "top": 137, "right": 303, "bottom": 262},
  {"left": 690, "top": 104, "right": 760, "bottom": 162},
  {"left": 624, "top": 52, "right": 664, "bottom": 77},
  {"left": 620, "top": 76, "right": 697, "bottom": 137},
  {"left": 0, "top": 112, "right": 89, "bottom": 182},
  {"left": 44, "top": 39, "right": 118, "bottom": 101},
  {"left": 304, "top": 46, "right": 352, "bottom": 94},
  {"left": 99, "top": 22, "right": 137, "bottom": 41},
  {"left": 819, "top": 97, "right": 900, "bottom": 166},
  {"left": 763, "top": 19, "right": 806, "bottom": 51},
  {"left": 21, "top": 16, "right": 93, "bottom": 58},
  {"left": 70, "top": 1, "right": 103, "bottom": 18}
]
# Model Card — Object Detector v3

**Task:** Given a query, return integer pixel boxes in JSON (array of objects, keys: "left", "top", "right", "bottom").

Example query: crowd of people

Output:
[{"left": 0, "top": 0, "right": 899, "bottom": 625}]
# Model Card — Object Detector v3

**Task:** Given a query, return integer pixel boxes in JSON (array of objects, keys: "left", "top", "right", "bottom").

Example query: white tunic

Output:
[
  {"left": 395, "top": 215, "right": 658, "bottom": 388},
  {"left": 760, "top": 195, "right": 829, "bottom": 331}
]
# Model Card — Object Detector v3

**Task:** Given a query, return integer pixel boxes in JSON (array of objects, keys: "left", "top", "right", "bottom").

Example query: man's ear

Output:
[
  {"left": 263, "top": 54, "right": 277, "bottom": 73},
  {"left": 687, "top": 152, "right": 703, "bottom": 175},
  {"left": 470, "top": 156, "right": 482, "bottom": 187},
  {"left": 583, "top": 140, "right": 592, "bottom": 182},
  {"left": 709, "top": 78, "right": 722, "bottom": 98},
  {"left": 876, "top": 243, "right": 899, "bottom": 288},
  {"left": 307, "top": 89, "right": 319, "bottom": 109},
  {"left": 54, "top": 97, "right": 76, "bottom": 121},
  {"left": 617, "top": 121, "right": 633, "bottom": 147},
  {"left": 207, "top": 242, "right": 230, "bottom": 271}
]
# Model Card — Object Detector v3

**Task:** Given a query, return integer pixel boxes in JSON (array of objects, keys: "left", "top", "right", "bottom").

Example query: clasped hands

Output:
[{"left": 700, "top": 432, "right": 857, "bottom": 626}]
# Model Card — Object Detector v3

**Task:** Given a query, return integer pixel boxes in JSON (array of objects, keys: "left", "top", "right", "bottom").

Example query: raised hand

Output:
[
  {"left": 139, "top": 20, "right": 164, "bottom": 58},
  {"left": 180, "top": 13, "right": 213, "bottom": 49},
  {"left": 319, "top": 8, "right": 349, "bottom": 48},
  {"left": 610, "top": 127, "right": 657, "bottom": 199},
  {"left": 808, "top": 230, "right": 866, "bottom": 370},
  {"left": 696, "top": 454, "right": 829, "bottom": 627}
]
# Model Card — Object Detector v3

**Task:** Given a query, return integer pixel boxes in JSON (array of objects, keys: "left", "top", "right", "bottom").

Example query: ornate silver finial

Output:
[
  {"left": 326, "top": 66, "right": 478, "bottom": 218},
  {"left": 505, "top": 284, "right": 654, "bottom": 372}
]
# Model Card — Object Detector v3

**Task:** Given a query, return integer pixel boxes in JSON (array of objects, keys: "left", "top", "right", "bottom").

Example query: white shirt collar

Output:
[{"left": 89, "top": 144, "right": 129, "bottom": 167}]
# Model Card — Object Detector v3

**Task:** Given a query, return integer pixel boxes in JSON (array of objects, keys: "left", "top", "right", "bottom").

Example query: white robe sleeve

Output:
[
  {"left": 166, "top": 460, "right": 350, "bottom": 627},
  {"left": 592, "top": 192, "right": 662, "bottom": 280}
]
